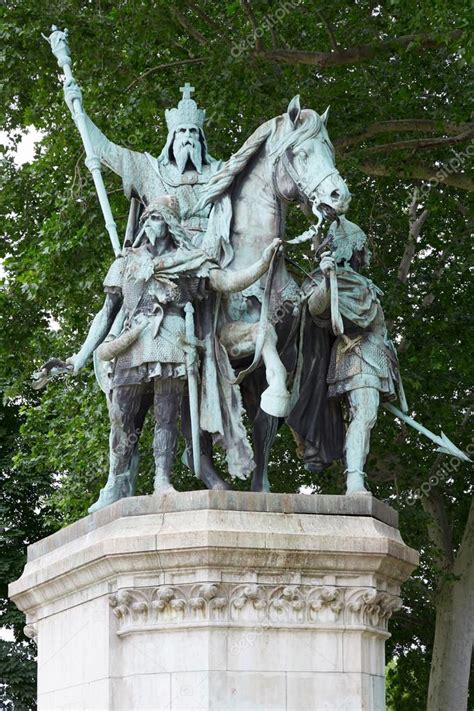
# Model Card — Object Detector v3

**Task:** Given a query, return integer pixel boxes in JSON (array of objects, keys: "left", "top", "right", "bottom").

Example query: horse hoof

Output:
[
  {"left": 345, "top": 470, "right": 371, "bottom": 496},
  {"left": 212, "top": 482, "right": 232, "bottom": 491},
  {"left": 199, "top": 469, "right": 231, "bottom": 490},
  {"left": 260, "top": 388, "right": 290, "bottom": 418},
  {"left": 154, "top": 483, "right": 177, "bottom": 496}
]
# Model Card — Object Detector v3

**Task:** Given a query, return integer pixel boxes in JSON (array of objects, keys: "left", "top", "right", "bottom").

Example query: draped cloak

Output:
[{"left": 286, "top": 299, "right": 345, "bottom": 471}]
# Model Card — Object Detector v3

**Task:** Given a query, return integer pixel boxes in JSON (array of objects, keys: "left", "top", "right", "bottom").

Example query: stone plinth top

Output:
[
  {"left": 27, "top": 491, "right": 399, "bottom": 562},
  {"left": 10, "top": 490, "right": 418, "bottom": 619}
]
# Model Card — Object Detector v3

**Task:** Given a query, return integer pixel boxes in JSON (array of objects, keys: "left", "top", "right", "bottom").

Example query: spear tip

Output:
[{"left": 438, "top": 432, "right": 472, "bottom": 463}]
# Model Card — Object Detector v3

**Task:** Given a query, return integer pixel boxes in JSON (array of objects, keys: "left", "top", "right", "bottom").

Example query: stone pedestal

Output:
[{"left": 9, "top": 491, "right": 418, "bottom": 710}]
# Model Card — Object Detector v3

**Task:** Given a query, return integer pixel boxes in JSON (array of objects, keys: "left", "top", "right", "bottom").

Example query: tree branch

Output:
[
  {"left": 184, "top": 0, "right": 222, "bottom": 32},
  {"left": 398, "top": 188, "right": 429, "bottom": 283},
  {"left": 420, "top": 248, "right": 450, "bottom": 308},
  {"left": 255, "top": 29, "right": 464, "bottom": 67},
  {"left": 395, "top": 214, "right": 470, "bottom": 353},
  {"left": 125, "top": 58, "right": 206, "bottom": 91},
  {"left": 420, "top": 411, "right": 472, "bottom": 578},
  {"left": 421, "top": 216, "right": 472, "bottom": 307},
  {"left": 316, "top": 10, "right": 339, "bottom": 51},
  {"left": 241, "top": 0, "right": 264, "bottom": 51},
  {"left": 172, "top": 8, "right": 207, "bottom": 45},
  {"left": 421, "top": 487, "right": 455, "bottom": 572},
  {"left": 334, "top": 120, "right": 473, "bottom": 150},
  {"left": 365, "top": 126, "right": 474, "bottom": 154},
  {"left": 358, "top": 160, "right": 474, "bottom": 191},
  {"left": 454, "top": 495, "right": 474, "bottom": 577}
]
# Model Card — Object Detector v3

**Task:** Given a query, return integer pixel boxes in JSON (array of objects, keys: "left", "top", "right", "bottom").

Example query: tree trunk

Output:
[
  {"left": 427, "top": 498, "right": 474, "bottom": 710},
  {"left": 427, "top": 577, "right": 474, "bottom": 710}
]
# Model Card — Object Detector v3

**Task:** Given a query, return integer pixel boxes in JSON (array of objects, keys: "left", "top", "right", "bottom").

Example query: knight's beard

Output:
[{"left": 173, "top": 140, "right": 203, "bottom": 174}]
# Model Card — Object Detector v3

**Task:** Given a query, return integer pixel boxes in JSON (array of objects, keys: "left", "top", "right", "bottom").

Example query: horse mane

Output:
[
  {"left": 268, "top": 109, "right": 322, "bottom": 156},
  {"left": 193, "top": 109, "right": 323, "bottom": 214},
  {"left": 192, "top": 118, "right": 276, "bottom": 214}
]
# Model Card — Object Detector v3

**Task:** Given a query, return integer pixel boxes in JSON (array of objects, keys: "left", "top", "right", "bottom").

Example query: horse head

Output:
[{"left": 270, "top": 95, "right": 351, "bottom": 225}]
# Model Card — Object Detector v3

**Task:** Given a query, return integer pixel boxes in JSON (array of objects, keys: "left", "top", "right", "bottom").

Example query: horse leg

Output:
[
  {"left": 260, "top": 324, "right": 291, "bottom": 418},
  {"left": 239, "top": 369, "right": 280, "bottom": 493},
  {"left": 181, "top": 392, "right": 231, "bottom": 490},
  {"left": 251, "top": 409, "right": 279, "bottom": 492},
  {"left": 220, "top": 321, "right": 290, "bottom": 419}
]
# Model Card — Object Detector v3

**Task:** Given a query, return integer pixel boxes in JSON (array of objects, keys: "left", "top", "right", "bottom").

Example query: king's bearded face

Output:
[{"left": 172, "top": 124, "right": 203, "bottom": 174}]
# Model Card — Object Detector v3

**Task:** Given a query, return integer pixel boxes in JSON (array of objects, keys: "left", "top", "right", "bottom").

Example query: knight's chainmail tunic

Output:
[
  {"left": 103, "top": 244, "right": 207, "bottom": 387},
  {"left": 327, "top": 331, "right": 397, "bottom": 399},
  {"left": 304, "top": 240, "right": 400, "bottom": 402}
]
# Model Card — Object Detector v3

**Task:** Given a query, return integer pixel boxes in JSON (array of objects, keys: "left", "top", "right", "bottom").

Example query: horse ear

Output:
[
  {"left": 321, "top": 105, "right": 330, "bottom": 126},
  {"left": 287, "top": 95, "right": 301, "bottom": 127}
]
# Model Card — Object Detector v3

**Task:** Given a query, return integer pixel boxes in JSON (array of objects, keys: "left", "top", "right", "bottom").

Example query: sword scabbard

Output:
[{"left": 184, "top": 303, "right": 201, "bottom": 477}]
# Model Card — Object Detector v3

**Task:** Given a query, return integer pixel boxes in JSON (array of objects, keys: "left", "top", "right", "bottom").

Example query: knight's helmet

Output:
[
  {"left": 159, "top": 83, "right": 211, "bottom": 166},
  {"left": 124, "top": 196, "right": 176, "bottom": 249},
  {"left": 327, "top": 216, "right": 371, "bottom": 268}
]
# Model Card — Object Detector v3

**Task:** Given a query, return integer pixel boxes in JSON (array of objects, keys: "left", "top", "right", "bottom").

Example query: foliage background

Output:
[{"left": 1, "top": 1, "right": 472, "bottom": 708}]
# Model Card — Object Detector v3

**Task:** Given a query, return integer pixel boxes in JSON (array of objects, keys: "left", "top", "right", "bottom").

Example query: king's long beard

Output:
[{"left": 173, "top": 141, "right": 203, "bottom": 174}]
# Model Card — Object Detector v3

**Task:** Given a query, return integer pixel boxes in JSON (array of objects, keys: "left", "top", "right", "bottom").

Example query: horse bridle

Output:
[{"left": 274, "top": 148, "right": 340, "bottom": 208}]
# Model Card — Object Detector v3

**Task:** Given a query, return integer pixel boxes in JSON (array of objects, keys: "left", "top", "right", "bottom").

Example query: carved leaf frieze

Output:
[{"left": 109, "top": 583, "right": 402, "bottom": 635}]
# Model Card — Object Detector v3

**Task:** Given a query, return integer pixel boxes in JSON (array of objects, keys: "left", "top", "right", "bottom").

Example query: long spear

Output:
[
  {"left": 44, "top": 26, "right": 121, "bottom": 257},
  {"left": 383, "top": 402, "right": 471, "bottom": 462}
]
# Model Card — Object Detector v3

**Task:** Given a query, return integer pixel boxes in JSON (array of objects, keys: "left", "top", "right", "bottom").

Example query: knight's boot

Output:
[
  {"left": 88, "top": 472, "right": 132, "bottom": 514},
  {"left": 154, "top": 468, "right": 176, "bottom": 494},
  {"left": 88, "top": 444, "right": 140, "bottom": 514},
  {"left": 345, "top": 469, "right": 371, "bottom": 496},
  {"left": 153, "top": 427, "right": 177, "bottom": 495}
]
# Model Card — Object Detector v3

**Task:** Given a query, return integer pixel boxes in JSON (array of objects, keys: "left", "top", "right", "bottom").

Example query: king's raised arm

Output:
[
  {"left": 62, "top": 73, "right": 220, "bottom": 230},
  {"left": 63, "top": 79, "right": 154, "bottom": 202}
]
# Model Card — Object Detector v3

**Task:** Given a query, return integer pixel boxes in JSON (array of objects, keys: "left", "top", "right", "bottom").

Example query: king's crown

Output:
[{"left": 165, "top": 83, "right": 206, "bottom": 132}]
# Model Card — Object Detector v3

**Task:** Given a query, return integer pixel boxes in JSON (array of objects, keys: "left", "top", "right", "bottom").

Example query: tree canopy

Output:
[{"left": 1, "top": 1, "right": 472, "bottom": 708}]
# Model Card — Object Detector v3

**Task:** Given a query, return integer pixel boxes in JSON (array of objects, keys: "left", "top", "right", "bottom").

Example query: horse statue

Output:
[{"left": 189, "top": 95, "right": 351, "bottom": 491}]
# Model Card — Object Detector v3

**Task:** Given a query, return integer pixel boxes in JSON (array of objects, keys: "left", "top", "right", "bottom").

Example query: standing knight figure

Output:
[
  {"left": 289, "top": 217, "right": 407, "bottom": 495},
  {"left": 65, "top": 198, "right": 280, "bottom": 512}
]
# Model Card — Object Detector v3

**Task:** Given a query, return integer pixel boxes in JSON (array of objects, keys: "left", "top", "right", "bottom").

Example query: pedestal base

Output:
[{"left": 9, "top": 491, "right": 418, "bottom": 710}]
